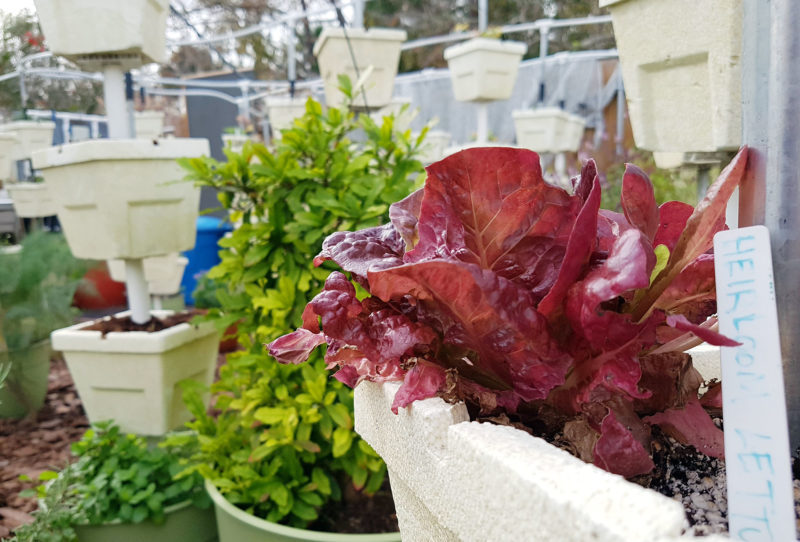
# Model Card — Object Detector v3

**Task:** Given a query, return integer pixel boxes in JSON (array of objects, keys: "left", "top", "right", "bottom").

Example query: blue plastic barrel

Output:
[{"left": 181, "top": 216, "right": 233, "bottom": 305}]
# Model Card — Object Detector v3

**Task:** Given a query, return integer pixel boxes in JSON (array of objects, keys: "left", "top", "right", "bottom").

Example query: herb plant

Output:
[
  {"left": 174, "top": 82, "right": 427, "bottom": 527},
  {"left": 12, "top": 421, "right": 208, "bottom": 542},
  {"left": 270, "top": 146, "right": 748, "bottom": 479}
]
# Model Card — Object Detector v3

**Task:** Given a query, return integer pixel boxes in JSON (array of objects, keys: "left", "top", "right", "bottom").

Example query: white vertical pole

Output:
[
  {"left": 102, "top": 65, "right": 130, "bottom": 140},
  {"left": 124, "top": 259, "right": 151, "bottom": 324},
  {"left": 353, "top": 0, "right": 365, "bottom": 28},
  {"left": 476, "top": 104, "right": 488, "bottom": 144},
  {"left": 478, "top": 0, "right": 488, "bottom": 33}
]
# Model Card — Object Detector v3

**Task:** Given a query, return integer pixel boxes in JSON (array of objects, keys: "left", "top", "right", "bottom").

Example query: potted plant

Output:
[
  {"left": 599, "top": 0, "right": 742, "bottom": 154},
  {"left": 0, "top": 121, "right": 56, "bottom": 178},
  {"left": 0, "top": 232, "right": 88, "bottom": 418},
  {"left": 6, "top": 177, "right": 57, "bottom": 219},
  {"left": 313, "top": 27, "right": 407, "bottom": 109},
  {"left": 134, "top": 111, "right": 165, "bottom": 140},
  {"left": 512, "top": 107, "right": 586, "bottom": 154},
  {"left": 269, "top": 146, "right": 748, "bottom": 539},
  {"left": 107, "top": 253, "right": 189, "bottom": 298},
  {"left": 10, "top": 421, "right": 216, "bottom": 542},
  {"left": 443, "top": 36, "right": 527, "bottom": 102},
  {"left": 173, "top": 85, "right": 428, "bottom": 539}
]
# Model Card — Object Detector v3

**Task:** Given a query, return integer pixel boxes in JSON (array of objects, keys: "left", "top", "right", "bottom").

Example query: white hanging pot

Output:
[
  {"left": 51, "top": 310, "right": 219, "bottom": 436},
  {"left": 0, "top": 121, "right": 56, "bottom": 169},
  {"left": 313, "top": 27, "right": 407, "bottom": 110},
  {"left": 266, "top": 97, "right": 307, "bottom": 133},
  {"left": 134, "top": 111, "right": 165, "bottom": 140},
  {"left": 369, "top": 97, "right": 417, "bottom": 132},
  {"left": 31, "top": 138, "right": 209, "bottom": 261},
  {"left": 599, "top": 0, "right": 743, "bottom": 154},
  {"left": 33, "top": 0, "right": 170, "bottom": 68},
  {"left": 0, "top": 133, "right": 18, "bottom": 181},
  {"left": 512, "top": 108, "right": 586, "bottom": 154},
  {"left": 416, "top": 130, "right": 452, "bottom": 164},
  {"left": 443, "top": 38, "right": 527, "bottom": 102},
  {"left": 6, "top": 182, "right": 57, "bottom": 218},
  {"left": 221, "top": 133, "right": 252, "bottom": 154},
  {"left": 107, "top": 253, "right": 189, "bottom": 296}
]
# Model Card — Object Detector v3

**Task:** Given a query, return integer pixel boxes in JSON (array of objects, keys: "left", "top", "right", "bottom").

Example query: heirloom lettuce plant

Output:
[{"left": 270, "top": 146, "right": 748, "bottom": 478}]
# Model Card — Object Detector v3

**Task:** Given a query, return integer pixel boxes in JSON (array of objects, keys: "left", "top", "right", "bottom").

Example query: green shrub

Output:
[{"left": 173, "top": 81, "right": 427, "bottom": 528}]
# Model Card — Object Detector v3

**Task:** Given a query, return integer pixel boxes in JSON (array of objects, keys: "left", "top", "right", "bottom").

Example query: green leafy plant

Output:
[
  {"left": 0, "top": 232, "right": 88, "bottom": 352},
  {"left": 11, "top": 421, "right": 209, "bottom": 542},
  {"left": 173, "top": 80, "right": 427, "bottom": 529}
]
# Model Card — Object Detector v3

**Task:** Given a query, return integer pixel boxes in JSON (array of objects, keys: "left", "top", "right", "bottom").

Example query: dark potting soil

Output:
[
  {"left": 82, "top": 310, "right": 202, "bottom": 335},
  {"left": 309, "top": 477, "right": 399, "bottom": 534}
]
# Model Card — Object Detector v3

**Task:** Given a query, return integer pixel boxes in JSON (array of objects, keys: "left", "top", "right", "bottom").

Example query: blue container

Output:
[{"left": 181, "top": 216, "right": 233, "bottom": 305}]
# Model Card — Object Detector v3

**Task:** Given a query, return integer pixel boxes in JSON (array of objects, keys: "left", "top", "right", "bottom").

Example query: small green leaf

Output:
[
  {"left": 332, "top": 427, "right": 353, "bottom": 458},
  {"left": 650, "top": 244, "right": 670, "bottom": 285}
]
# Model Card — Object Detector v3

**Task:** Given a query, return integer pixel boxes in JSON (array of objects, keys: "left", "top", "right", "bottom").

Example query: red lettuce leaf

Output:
[
  {"left": 620, "top": 164, "right": 659, "bottom": 242},
  {"left": 267, "top": 328, "right": 326, "bottom": 365},
  {"left": 633, "top": 352, "right": 703, "bottom": 414},
  {"left": 653, "top": 201, "right": 694, "bottom": 251},
  {"left": 537, "top": 175, "right": 601, "bottom": 318},
  {"left": 644, "top": 398, "right": 724, "bottom": 459},
  {"left": 313, "top": 224, "right": 405, "bottom": 278},
  {"left": 389, "top": 189, "right": 424, "bottom": 252},
  {"left": 653, "top": 253, "right": 717, "bottom": 323},
  {"left": 666, "top": 314, "right": 741, "bottom": 347},
  {"left": 700, "top": 381, "right": 722, "bottom": 410},
  {"left": 391, "top": 360, "right": 448, "bottom": 413},
  {"left": 368, "top": 259, "right": 571, "bottom": 402},
  {"left": 572, "top": 159, "right": 597, "bottom": 203},
  {"left": 594, "top": 409, "right": 655, "bottom": 477}
]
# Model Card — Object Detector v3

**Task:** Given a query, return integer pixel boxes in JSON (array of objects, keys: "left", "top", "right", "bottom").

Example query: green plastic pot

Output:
[
  {"left": 0, "top": 339, "right": 51, "bottom": 418},
  {"left": 205, "top": 480, "right": 401, "bottom": 542},
  {"left": 73, "top": 500, "right": 217, "bottom": 542}
]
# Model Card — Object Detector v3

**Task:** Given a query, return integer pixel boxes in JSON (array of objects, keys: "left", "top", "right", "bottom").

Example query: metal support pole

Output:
[
  {"left": 287, "top": 22, "right": 297, "bottom": 97},
  {"left": 765, "top": 0, "right": 800, "bottom": 451},
  {"left": 353, "top": 0, "right": 365, "bottom": 28},
  {"left": 102, "top": 65, "right": 130, "bottom": 139},
  {"left": 478, "top": 0, "right": 488, "bottom": 33},
  {"left": 125, "top": 72, "right": 136, "bottom": 138},
  {"left": 476, "top": 103, "right": 489, "bottom": 144},
  {"left": 538, "top": 24, "right": 550, "bottom": 105}
]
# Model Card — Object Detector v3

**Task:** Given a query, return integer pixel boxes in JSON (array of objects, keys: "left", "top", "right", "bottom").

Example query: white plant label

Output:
[{"left": 714, "top": 225, "right": 796, "bottom": 541}]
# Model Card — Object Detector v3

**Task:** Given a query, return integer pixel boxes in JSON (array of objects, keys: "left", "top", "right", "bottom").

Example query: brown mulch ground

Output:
[{"left": 0, "top": 355, "right": 89, "bottom": 539}]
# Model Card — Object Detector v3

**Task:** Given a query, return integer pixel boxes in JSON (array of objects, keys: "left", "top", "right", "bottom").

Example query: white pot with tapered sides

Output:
[
  {"left": 354, "top": 378, "right": 730, "bottom": 542},
  {"left": 313, "top": 27, "right": 407, "bottom": 110},
  {"left": 6, "top": 182, "right": 57, "bottom": 218},
  {"left": 51, "top": 310, "right": 219, "bottom": 436},
  {"left": 107, "top": 253, "right": 189, "bottom": 296},
  {"left": 33, "top": 0, "right": 169, "bottom": 67},
  {"left": 443, "top": 38, "right": 527, "bottom": 102},
  {"left": 31, "top": 138, "right": 208, "bottom": 261},
  {"left": 266, "top": 96, "right": 307, "bottom": 133},
  {"left": 0, "top": 121, "right": 56, "bottom": 173},
  {"left": 416, "top": 130, "right": 451, "bottom": 164},
  {"left": 0, "top": 132, "right": 18, "bottom": 181},
  {"left": 134, "top": 111, "right": 165, "bottom": 140},
  {"left": 599, "top": 0, "right": 742, "bottom": 154},
  {"left": 512, "top": 108, "right": 587, "bottom": 154}
]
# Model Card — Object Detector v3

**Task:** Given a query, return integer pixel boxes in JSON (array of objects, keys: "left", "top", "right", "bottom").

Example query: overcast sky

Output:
[{"left": 1, "top": 0, "right": 36, "bottom": 16}]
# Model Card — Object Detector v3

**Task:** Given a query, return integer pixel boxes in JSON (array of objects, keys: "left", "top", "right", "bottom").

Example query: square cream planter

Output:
[
  {"left": 355, "top": 380, "right": 730, "bottom": 542},
  {"left": 266, "top": 97, "right": 307, "bottom": 132},
  {"left": 313, "top": 27, "right": 407, "bottom": 109},
  {"left": 369, "top": 97, "right": 417, "bottom": 133},
  {"left": 599, "top": 0, "right": 742, "bottom": 153},
  {"left": 107, "top": 253, "right": 189, "bottom": 296},
  {"left": 33, "top": 0, "right": 169, "bottom": 67},
  {"left": 512, "top": 108, "right": 587, "bottom": 154},
  {"left": 0, "top": 121, "right": 56, "bottom": 168},
  {"left": 416, "top": 130, "right": 452, "bottom": 164},
  {"left": 134, "top": 111, "right": 165, "bottom": 140},
  {"left": 51, "top": 310, "right": 220, "bottom": 436},
  {"left": 443, "top": 38, "right": 527, "bottom": 103},
  {"left": 6, "top": 182, "right": 57, "bottom": 218},
  {"left": 222, "top": 133, "right": 251, "bottom": 154},
  {"left": 0, "top": 133, "right": 18, "bottom": 181},
  {"left": 31, "top": 138, "right": 209, "bottom": 261}
]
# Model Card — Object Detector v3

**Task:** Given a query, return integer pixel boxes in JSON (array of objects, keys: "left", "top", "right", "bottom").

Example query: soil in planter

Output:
[
  {"left": 308, "top": 477, "right": 399, "bottom": 534},
  {"left": 82, "top": 310, "right": 202, "bottom": 335}
]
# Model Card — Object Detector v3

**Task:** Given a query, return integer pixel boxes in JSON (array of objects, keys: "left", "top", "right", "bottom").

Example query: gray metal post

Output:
[
  {"left": 765, "top": 0, "right": 800, "bottom": 451},
  {"left": 287, "top": 22, "right": 297, "bottom": 90},
  {"left": 538, "top": 23, "right": 550, "bottom": 105},
  {"left": 478, "top": 0, "right": 488, "bottom": 33},
  {"left": 353, "top": 0, "right": 365, "bottom": 28}
]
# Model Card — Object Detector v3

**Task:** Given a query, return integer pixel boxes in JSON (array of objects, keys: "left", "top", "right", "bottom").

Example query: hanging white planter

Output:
[
  {"left": 369, "top": 97, "right": 417, "bottom": 132},
  {"left": 134, "top": 111, "right": 165, "bottom": 140},
  {"left": 599, "top": 0, "right": 743, "bottom": 154},
  {"left": 31, "top": 138, "right": 208, "bottom": 261},
  {"left": 221, "top": 133, "right": 251, "bottom": 154},
  {"left": 6, "top": 182, "right": 57, "bottom": 218},
  {"left": 416, "top": 130, "right": 452, "bottom": 164},
  {"left": 443, "top": 38, "right": 527, "bottom": 103},
  {"left": 313, "top": 27, "right": 407, "bottom": 110},
  {"left": 266, "top": 97, "right": 307, "bottom": 133},
  {"left": 512, "top": 108, "right": 586, "bottom": 154},
  {"left": 355, "top": 380, "right": 730, "bottom": 542},
  {"left": 0, "top": 121, "right": 56, "bottom": 171},
  {"left": 33, "top": 0, "right": 170, "bottom": 67},
  {"left": 51, "top": 310, "right": 219, "bottom": 436},
  {"left": 0, "top": 133, "right": 18, "bottom": 181},
  {"left": 107, "top": 253, "right": 189, "bottom": 296}
]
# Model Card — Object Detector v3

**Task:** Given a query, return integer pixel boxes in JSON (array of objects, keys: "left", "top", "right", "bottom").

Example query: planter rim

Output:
[
  {"left": 0, "top": 132, "right": 17, "bottom": 142},
  {"left": 204, "top": 480, "right": 400, "bottom": 541},
  {"left": 598, "top": 0, "right": 627, "bottom": 7},
  {"left": 512, "top": 107, "right": 584, "bottom": 121},
  {"left": 6, "top": 182, "right": 46, "bottom": 191},
  {"left": 0, "top": 120, "right": 56, "bottom": 132},
  {"left": 31, "top": 138, "right": 209, "bottom": 169},
  {"left": 134, "top": 110, "right": 165, "bottom": 119},
  {"left": 50, "top": 310, "right": 217, "bottom": 354},
  {"left": 443, "top": 37, "right": 527, "bottom": 61},
  {"left": 266, "top": 96, "right": 308, "bottom": 107},
  {"left": 313, "top": 27, "right": 407, "bottom": 56}
]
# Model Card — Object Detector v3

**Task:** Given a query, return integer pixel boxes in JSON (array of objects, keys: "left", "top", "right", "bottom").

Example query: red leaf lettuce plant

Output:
[{"left": 269, "top": 147, "right": 747, "bottom": 478}]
